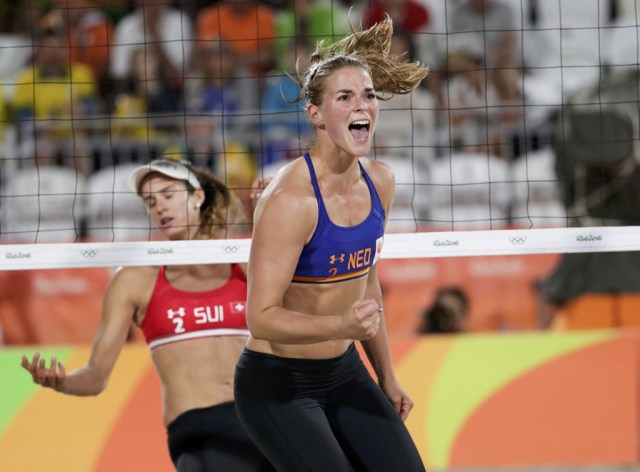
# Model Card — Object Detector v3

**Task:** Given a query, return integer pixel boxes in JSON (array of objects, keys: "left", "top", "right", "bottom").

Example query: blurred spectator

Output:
[
  {"left": 0, "top": 35, "right": 32, "bottom": 94},
  {"left": 447, "top": 0, "right": 520, "bottom": 69},
  {"left": 179, "top": 0, "right": 206, "bottom": 20},
  {"left": 0, "top": 83, "right": 6, "bottom": 148},
  {"left": 12, "top": 28, "right": 98, "bottom": 123},
  {"left": 362, "top": 0, "right": 429, "bottom": 33},
  {"left": 0, "top": 132, "right": 87, "bottom": 242},
  {"left": 274, "top": 0, "right": 348, "bottom": 72},
  {"left": 11, "top": 27, "right": 98, "bottom": 173},
  {"left": 196, "top": 0, "right": 276, "bottom": 75},
  {"left": 182, "top": 40, "right": 258, "bottom": 212},
  {"left": 368, "top": 27, "right": 435, "bottom": 224},
  {"left": 110, "top": 0, "right": 193, "bottom": 108},
  {"left": 183, "top": 40, "right": 260, "bottom": 165},
  {"left": 214, "top": 142, "right": 257, "bottom": 220},
  {"left": 111, "top": 46, "right": 181, "bottom": 142},
  {"left": 0, "top": 4, "right": 38, "bottom": 100},
  {"left": 362, "top": 0, "right": 432, "bottom": 61},
  {"left": 0, "top": 2, "right": 35, "bottom": 33},
  {"left": 427, "top": 150, "right": 511, "bottom": 230},
  {"left": 444, "top": 43, "right": 500, "bottom": 154},
  {"left": 374, "top": 27, "right": 436, "bottom": 161},
  {"left": 418, "top": 286, "right": 469, "bottom": 334},
  {"left": 260, "top": 38, "right": 313, "bottom": 167},
  {"left": 441, "top": 23, "right": 527, "bottom": 159},
  {"left": 185, "top": 40, "right": 259, "bottom": 115},
  {"left": 102, "top": 0, "right": 132, "bottom": 24},
  {"left": 490, "top": 64, "right": 525, "bottom": 158},
  {"left": 39, "top": 0, "right": 113, "bottom": 97},
  {"left": 538, "top": 251, "right": 640, "bottom": 330}
]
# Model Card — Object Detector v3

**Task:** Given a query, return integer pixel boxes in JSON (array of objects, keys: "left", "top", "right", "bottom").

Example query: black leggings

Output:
[
  {"left": 167, "top": 402, "right": 275, "bottom": 472},
  {"left": 234, "top": 344, "right": 426, "bottom": 472}
]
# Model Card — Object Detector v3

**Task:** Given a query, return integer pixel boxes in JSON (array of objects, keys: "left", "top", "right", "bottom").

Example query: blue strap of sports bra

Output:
[
  {"left": 303, "top": 152, "right": 327, "bottom": 218},
  {"left": 303, "top": 152, "right": 380, "bottom": 214}
]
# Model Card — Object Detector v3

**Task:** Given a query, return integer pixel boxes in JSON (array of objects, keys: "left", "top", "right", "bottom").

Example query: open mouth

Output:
[{"left": 349, "top": 120, "right": 370, "bottom": 141}]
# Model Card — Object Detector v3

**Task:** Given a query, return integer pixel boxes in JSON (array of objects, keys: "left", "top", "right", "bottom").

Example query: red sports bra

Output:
[{"left": 140, "top": 263, "right": 249, "bottom": 349}]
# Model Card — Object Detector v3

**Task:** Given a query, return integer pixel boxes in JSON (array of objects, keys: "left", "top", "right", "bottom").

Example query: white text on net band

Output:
[{"left": 1, "top": 226, "right": 638, "bottom": 270}]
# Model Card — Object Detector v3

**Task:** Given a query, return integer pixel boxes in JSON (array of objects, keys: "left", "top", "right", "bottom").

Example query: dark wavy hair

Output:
[
  {"left": 140, "top": 160, "right": 246, "bottom": 239},
  {"left": 188, "top": 165, "right": 247, "bottom": 239}
]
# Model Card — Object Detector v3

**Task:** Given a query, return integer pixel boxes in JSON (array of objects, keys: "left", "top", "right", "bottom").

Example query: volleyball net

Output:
[
  {"left": 2, "top": 4, "right": 639, "bottom": 469},
  {"left": 0, "top": 0, "right": 639, "bottom": 269},
  {"left": 1, "top": 225, "right": 640, "bottom": 270}
]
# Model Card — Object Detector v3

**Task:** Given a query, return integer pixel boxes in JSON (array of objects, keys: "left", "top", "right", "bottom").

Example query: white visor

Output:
[{"left": 128, "top": 159, "right": 202, "bottom": 194}]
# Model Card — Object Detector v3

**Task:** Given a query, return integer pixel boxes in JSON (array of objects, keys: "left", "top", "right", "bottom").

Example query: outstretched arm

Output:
[{"left": 21, "top": 268, "right": 138, "bottom": 396}]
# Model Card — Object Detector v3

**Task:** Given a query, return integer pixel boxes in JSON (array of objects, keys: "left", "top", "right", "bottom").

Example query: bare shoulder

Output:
[
  {"left": 257, "top": 157, "right": 317, "bottom": 220},
  {"left": 108, "top": 265, "right": 159, "bottom": 294},
  {"left": 359, "top": 157, "right": 396, "bottom": 206},
  {"left": 252, "top": 157, "right": 319, "bottom": 249},
  {"left": 360, "top": 157, "right": 396, "bottom": 186},
  {"left": 100, "top": 265, "right": 159, "bottom": 322}
]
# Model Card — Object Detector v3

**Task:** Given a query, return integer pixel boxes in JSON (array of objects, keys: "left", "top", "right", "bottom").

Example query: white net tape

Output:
[{"left": 1, "top": 225, "right": 637, "bottom": 270}]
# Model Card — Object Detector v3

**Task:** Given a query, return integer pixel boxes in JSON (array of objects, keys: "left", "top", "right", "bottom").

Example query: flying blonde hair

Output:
[{"left": 294, "top": 14, "right": 429, "bottom": 105}]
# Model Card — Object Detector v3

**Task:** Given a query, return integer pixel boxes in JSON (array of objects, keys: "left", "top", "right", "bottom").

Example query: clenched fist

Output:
[{"left": 343, "top": 299, "right": 381, "bottom": 340}]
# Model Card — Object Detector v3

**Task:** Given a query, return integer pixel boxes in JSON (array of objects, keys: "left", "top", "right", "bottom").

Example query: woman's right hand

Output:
[
  {"left": 344, "top": 299, "right": 381, "bottom": 340},
  {"left": 20, "top": 352, "right": 66, "bottom": 391},
  {"left": 250, "top": 177, "right": 273, "bottom": 209}
]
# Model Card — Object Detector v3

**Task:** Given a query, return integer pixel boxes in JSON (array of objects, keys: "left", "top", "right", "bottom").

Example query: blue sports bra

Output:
[{"left": 292, "top": 153, "right": 385, "bottom": 284}]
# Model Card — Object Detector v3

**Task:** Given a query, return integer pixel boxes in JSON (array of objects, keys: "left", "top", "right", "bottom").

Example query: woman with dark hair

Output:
[{"left": 21, "top": 158, "right": 274, "bottom": 472}]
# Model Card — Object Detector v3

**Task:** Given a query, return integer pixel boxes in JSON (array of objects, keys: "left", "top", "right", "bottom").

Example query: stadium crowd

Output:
[{"left": 0, "top": 0, "right": 635, "bottom": 239}]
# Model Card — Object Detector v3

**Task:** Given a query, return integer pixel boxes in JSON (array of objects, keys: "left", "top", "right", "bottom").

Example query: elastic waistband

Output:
[
  {"left": 239, "top": 343, "right": 357, "bottom": 372},
  {"left": 167, "top": 401, "right": 235, "bottom": 433}
]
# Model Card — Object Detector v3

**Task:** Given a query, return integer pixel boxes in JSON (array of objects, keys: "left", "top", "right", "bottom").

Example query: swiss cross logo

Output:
[
  {"left": 230, "top": 301, "right": 246, "bottom": 314},
  {"left": 373, "top": 237, "right": 384, "bottom": 264}
]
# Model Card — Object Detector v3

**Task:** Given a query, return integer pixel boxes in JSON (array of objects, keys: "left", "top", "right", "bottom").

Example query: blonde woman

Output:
[{"left": 235, "top": 16, "right": 428, "bottom": 472}]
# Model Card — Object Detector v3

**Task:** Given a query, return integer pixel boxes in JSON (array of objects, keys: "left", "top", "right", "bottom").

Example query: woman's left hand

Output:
[{"left": 380, "top": 378, "right": 414, "bottom": 422}]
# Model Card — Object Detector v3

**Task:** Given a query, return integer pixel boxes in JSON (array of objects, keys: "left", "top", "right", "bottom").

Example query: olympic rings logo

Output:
[
  {"left": 80, "top": 249, "right": 100, "bottom": 258},
  {"left": 223, "top": 245, "right": 240, "bottom": 253},
  {"left": 508, "top": 237, "right": 527, "bottom": 245}
]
